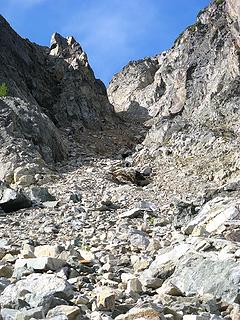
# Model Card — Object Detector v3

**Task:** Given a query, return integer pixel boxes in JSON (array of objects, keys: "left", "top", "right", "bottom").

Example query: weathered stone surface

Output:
[
  {"left": 0, "top": 278, "right": 11, "bottom": 294},
  {"left": 96, "top": 287, "right": 116, "bottom": 311},
  {"left": 108, "top": 58, "right": 159, "bottom": 120},
  {"left": 0, "top": 97, "right": 67, "bottom": 184},
  {"left": 29, "top": 187, "right": 56, "bottom": 203},
  {"left": 0, "top": 182, "right": 32, "bottom": 212},
  {"left": 0, "top": 14, "right": 115, "bottom": 182},
  {"left": 34, "top": 245, "right": 61, "bottom": 258},
  {"left": 163, "top": 253, "right": 240, "bottom": 304},
  {"left": 0, "top": 265, "right": 13, "bottom": 278},
  {"left": 0, "top": 273, "right": 73, "bottom": 308},
  {"left": 140, "top": 244, "right": 190, "bottom": 288},
  {"left": 115, "top": 306, "right": 162, "bottom": 320},
  {"left": 109, "top": 0, "right": 240, "bottom": 206},
  {"left": 15, "top": 257, "right": 66, "bottom": 271},
  {"left": 1, "top": 307, "right": 44, "bottom": 320},
  {"left": 0, "top": 2, "right": 239, "bottom": 320},
  {"left": 184, "top": 197, "right": 240, "bottom": 236},
  {"left": 126, "top": 278, "right": 143, "bottom": 294},
  {"left": 47, "top": 305, "right": 80, "bottom": 319}
]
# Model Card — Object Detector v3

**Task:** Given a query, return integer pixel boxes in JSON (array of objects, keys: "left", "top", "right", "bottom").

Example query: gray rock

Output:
[
  {"left": 129, "top": 230, "right": 150, "bottom": 251},
  {"left": 140, "top": 244, "right": 191, "bottom": 288},
  {"left": 0, "top": 14, "right": 116, "bottom": 182},
  {"left": 120, "top": 208, "right": 144, "bottom": 219},
  {"left": 0, "top": 278, "right": 11, "bottom": 293},
  {"left": 1, "top": 307, "right": 44, "bottom": 320},
  {"left": 126, "top": 278, "right": 143, "bottom": 294},
  {"left": 29, "top": 187, "right": 56, "bottom": 203},
  {"left": 115, "top": 305, "right": 163, "bottom": 320},
  {"left": 0, "top": 182, "right": 31, "bottom": 213},
  {"left": 0, "top": 273, "right": 73, "bottom": 309},
  {"left": 108, "top": 58, "right": 160, "bottom": 121},
  {"left": 96, "top": 287, "right": 116, "bottom": 311},
  {"left": 1, "top": 309, "right": 20, "bottom": 320},
  {"left": 184, "top": 197, "right": 240, "bottom": 236},
  {"left": 46, "top": 305, "right": 81, "bottom": 319},
  {"left": 108, "top": 0, "right": 240, "bottom": 206},
  {"left": 68, "top": 192, "right": 82, "bottom": 203},
  {"left": 0, "top": 97, "right": 67, "bottom": 184},
  {"left": 164, "top": 253, "right": 240, "bottom": 304},
  {"left": 43, "top": 201, "right": 59, "bottom": 208},
  {"left": 15, "top": 257, "right": 66, "bottom": 271}
]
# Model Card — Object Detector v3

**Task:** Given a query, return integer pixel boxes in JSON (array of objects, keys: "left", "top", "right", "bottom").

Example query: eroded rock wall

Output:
[{"left": 109, "top": 0, "right": 240, "bottom": 198}]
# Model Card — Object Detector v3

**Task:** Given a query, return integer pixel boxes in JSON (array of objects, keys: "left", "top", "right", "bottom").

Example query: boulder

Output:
[
  {"left": 0, "top": 273, "right": 74, "bottom": 309},
  {"left": 15, "top": 257, "right": 66, "bottom": 271},
  {"left": 140, "top": 244, "right": 191, "bottom": 288},
  {"left": 34, "top": 245, "right": 62, "bottom": 258},
  {"left": 0, "top": 265, "right": 13, "bottom": 278},
  {"left": 184, "top": 197, "right": 240, "bottom": 236},
  {"left": 29, "top": 187, "right": 56, "bottom": 203},
  {"left": 1, "top": 307, "right": 44, "bottom": 319},
  {"left": 115, "top": 306, "right": 162, "bottom": 320},
  {"left": 0, "top": 182, "right": 31, "bottom": 213},
  {"left": 126, "top": 278, "right": 143, "bottom": 294},
  {"left": 163, "top": 253, "right": 240, "bottom": 304},
  {"left": 96, "top": 287, "right": 116, "bottom": 311},
  {"left": 46, "top": 305, "right": 81, "bottom": 319}
]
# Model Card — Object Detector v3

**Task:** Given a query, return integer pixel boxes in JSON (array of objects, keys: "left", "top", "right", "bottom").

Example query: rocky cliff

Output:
[
  {"left": 109, "top": 0, "right": 239, "bottom": 121},
  {"left": 109, "top": 0, "right": 240, "bottom": 199},
  {"left": 0, "top": 15, "right": 115, "bottom": 183},
  {"left": 0, "top": 16, "right": 114, "bottom": 129}
]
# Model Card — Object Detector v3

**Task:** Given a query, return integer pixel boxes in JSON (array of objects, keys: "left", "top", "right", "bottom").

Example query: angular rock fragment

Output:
[
  {"left": 47, "top": 305, "right": 81, "bottom": 319},
  {"left": 96, "top": 287, "right": 116, "bottom": 311},
  {"left": 163, "top": 253, "right": 240, "bottom": 304},
  {"left": 15, "top": 257, "right": 66, "bottom": 271},
  {"left": 0, "top": 182, "right": 31, "bottom": 213},
  {"left": 0, "top": 273, "right": 73, "bottom": 309},
  {"left": 184, "top": 197, "right": 240, "bottom": 236},
  {"left": 115, "top": 306, "right": 162, "bottom": 320},
  {"left": 29, "top": 186, "right": 56, "bottom": 203}
]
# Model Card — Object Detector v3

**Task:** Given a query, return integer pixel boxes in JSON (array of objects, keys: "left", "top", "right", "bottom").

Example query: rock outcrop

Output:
[
  {"left": 0, "top": 181, "right": 31, "bottom": 212},
  {"left": 0, "top": 15, "right": 114, "bottom": 129},
  {"left": 0, "top": 15, "right": 115, "bottom": 183},
  {"left": 109, "top": 0, "right": 239, "bottom": 121},
  {"left": 109, "top": 0, "right": 240, "bottom": 200},
  {"left": 0, "top": 97, "right": 66, "bottom": 183}
]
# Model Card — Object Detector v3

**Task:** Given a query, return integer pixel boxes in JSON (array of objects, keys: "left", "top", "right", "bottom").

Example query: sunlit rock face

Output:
[
  {"left": 108, "top": 0, "right": 239, "bottom": 123},
  {"left": 108, "top": 0, "right": 240, "bottom": 199}
]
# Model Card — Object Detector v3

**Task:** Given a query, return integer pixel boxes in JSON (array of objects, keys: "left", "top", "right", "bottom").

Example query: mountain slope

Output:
[
  {"left": 0, "top": 15, "right": 116, "bottom": 183},
  {"left": 108, "top": 0, "right": 240, "bottom": 200}
]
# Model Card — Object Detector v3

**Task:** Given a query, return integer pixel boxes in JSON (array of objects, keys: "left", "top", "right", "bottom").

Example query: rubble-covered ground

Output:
[{"left": 0, "top": 120, "right": 239, "bottom": 320}]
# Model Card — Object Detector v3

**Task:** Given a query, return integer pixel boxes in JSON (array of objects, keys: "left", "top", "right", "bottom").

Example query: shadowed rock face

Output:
[
  {"left": 0, "top": 15, "right": 114, "bottom": 129},
  {"left": 109, "top": 0, "right": 240, "bottom": 199},
  {"left": 0, "top": 97, "right": 67, "bottom": 182},
  {"left": 0, "top": 15, "right": 115, "bottom": 182},
  {"left": 0, "top": 181, "right": 32, "bottom": 213}
]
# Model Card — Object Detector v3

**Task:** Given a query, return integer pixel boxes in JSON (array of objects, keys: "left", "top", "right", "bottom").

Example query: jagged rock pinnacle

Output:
[{"left": 50, "top": 32, "right": 89, "bottom": 68}]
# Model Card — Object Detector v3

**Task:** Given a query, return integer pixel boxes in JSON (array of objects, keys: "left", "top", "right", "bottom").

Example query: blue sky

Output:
[{"left": 1, "top": 0, "right": 210, "bottom": 84}]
